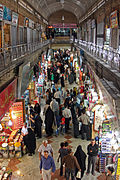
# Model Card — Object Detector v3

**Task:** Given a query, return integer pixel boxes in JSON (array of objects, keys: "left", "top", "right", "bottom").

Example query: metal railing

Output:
[
  {"left": 0, "top": 40, "right": 50, "bottom": 71},
  {"left": 71, "top": 39, "right": 120, "bottom": 73}
]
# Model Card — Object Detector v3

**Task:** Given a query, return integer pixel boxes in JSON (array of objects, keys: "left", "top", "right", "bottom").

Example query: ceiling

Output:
[{"left": 27, "top": 0, "right": 99, "bottom": 20}]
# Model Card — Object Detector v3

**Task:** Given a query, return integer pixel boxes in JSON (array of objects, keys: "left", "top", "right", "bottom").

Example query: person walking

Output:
[
  {"left": 86, "top": 139, "right": 98, "bottom": 176},
  {"left": 27, "top": 128, "right": 36, "bottom": 156},
  {"left": 62, "top": 105, "right": 72, "bottom": 133},
  {"left": 62, "top": 149, "right": 81, "bottom": 180},
  {"left": 40, "top": 150, "right": 56, "bottom": 180},
  {"left": 79, "top": 109, "right": 90, "bottom": 140},
  {"left": 74, "top": 145, "right": 87, "bottom": 179},
  {"left": 38, "top": 140, "right": 53, "bottom": 160},
  {"left": 34, "top": 112, "right": 43, "bottom": 139},
  {"left": 58, "top": 142, "right": 68, "bottom": 176}
]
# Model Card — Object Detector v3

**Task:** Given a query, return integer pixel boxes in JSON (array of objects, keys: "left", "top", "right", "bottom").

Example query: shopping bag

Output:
[{"left": 76, "top": 171, "right": 81, "bottom": 178}]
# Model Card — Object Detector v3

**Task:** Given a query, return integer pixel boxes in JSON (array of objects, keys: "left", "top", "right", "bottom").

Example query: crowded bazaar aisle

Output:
[
  {"left": 0, "top": 49, "right": 117, "bottom": 180},
  {"left": 0, "top": 82, "right": 100, "bottom": 180}
]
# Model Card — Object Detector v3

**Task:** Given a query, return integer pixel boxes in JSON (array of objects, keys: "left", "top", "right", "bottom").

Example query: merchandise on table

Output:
[{"left": 0, "top": 101, "right": 25, "bottom": 158}]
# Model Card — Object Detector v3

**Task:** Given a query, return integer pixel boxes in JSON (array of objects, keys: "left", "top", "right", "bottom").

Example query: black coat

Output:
[
  {"left": 27, "top": 128, "right": 36, "bottom": 153},
  {"left": 74, "top": 145, "right": 87, "bottom": 171},
  {"left": 45, "top": 106, "right": 54, "bottom": 136}
]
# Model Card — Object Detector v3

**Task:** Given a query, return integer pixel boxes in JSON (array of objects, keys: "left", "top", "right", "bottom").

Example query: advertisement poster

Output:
[
  {"left": 10, "top": 102, "right": 24, "bottom": 130},
  {"left": 3, "top": 6, "right": 12, "bottom": 21},
  {"left": 110, "top": 10, "right": 118, "bottom": 28},
  {"left": 12, "top": 12, "right": 18, "bottom": 26},
  {"left": 0, "top": 4, "right": 3, "bottom": 21},
  {"left": 0, "top": 79, "right": 17, "bottom": 120}
]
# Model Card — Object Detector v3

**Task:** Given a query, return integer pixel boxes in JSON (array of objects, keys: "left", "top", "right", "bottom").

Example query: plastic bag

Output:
[{"left": 76, "top": 171, "right": 81, "bottom": 178}]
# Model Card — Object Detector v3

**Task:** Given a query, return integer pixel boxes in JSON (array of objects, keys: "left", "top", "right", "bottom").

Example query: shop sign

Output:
[
  {"left": 91, "top": 19, "right": 96, "bottom": 29},
  {"left": 110, "top": 10, "right": 118, "bottom": 28},
  {"left": 3, "top": 6, "right": 12, "bottom": 21},
  {"left": 12, "top": 12, "right": 18, "bottom": 26},
  {"left": 29, "top": 19, "right": 34, "bottom": 29},
  {"left": 0, "top": 79, "right": 17, "bottom": 120},
  {"left": 0, "top": 4, "right": 3, "bottom": 21},
  {"left": 24, "top": 17, "right": 29, "bottom": 27},
  {"left": 10, "top": 102, "right": 24, "bottom": 130}
]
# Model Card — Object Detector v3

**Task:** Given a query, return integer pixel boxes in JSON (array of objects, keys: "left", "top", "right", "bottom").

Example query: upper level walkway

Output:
[
  {"left": 72, "top": 39, "right": 120, "bottom": 73},
  {"left": 0, "top": 40, "right": 50, "bottom": 73}
]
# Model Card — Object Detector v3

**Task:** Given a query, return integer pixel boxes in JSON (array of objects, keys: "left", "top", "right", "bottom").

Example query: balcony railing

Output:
[
  {"left": 71, "top": 39, "right": 120, "bottom": 73},
  {"left": 0, "top": 40, "right": 50, "bottom": 71}
]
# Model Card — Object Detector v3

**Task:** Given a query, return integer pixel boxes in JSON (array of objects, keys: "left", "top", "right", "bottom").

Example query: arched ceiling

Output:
[{"left": 27, "top": 0, "right": 99, "bottom": 20}]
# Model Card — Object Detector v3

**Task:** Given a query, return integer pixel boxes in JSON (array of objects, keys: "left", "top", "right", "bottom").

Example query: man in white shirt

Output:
[
  {"left": 62, "top": 105, "right": 72, "bottom": 133},
  {"left": 38, "top": 140, "right": 53, "bottom": 160}
]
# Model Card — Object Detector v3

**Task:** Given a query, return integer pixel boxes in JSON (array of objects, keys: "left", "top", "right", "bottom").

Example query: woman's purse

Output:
[{"left": 76, "top": 171, "right": 81, "bottom": 179}]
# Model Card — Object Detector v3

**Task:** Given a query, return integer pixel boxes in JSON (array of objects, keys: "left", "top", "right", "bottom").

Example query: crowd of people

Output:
[{"left": 21, "top": 49, "right": 114, "bottom": 179}]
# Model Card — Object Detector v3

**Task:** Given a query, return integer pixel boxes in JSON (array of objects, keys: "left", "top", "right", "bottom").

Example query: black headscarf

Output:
[
  {"left": 27, "top": 128, "right": 36, "bottom": 153},
  {"left": 74, "top": 145, "right": 87, "bottom": 170}
]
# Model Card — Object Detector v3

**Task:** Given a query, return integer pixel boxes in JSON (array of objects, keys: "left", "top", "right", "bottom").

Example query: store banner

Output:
[
  {"left": 0, "top": 4, "right": 3, "bottom": 21},
  {"left": 10, "top": 102, "right": 24, "bottom": 130},
  {"left": 0, "top": 79, "right": 17, "bottom": 120},
  {"left": 3, "top": 6, "right": 12, "bottom": 21},
  {"left": 12, "top": 12, "right": 18, "bottom": 26},
  {"left": 110, "top": 10, "right": 118, "bottom": 28}
]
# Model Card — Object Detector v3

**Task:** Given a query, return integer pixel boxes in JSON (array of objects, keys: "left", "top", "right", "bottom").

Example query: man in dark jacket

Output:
[
  {"left": 86, "top": 139, "right": 98, "bottom": 176},
  {"left": 62, "top": 149, "right": 81, "bottom": 180}
]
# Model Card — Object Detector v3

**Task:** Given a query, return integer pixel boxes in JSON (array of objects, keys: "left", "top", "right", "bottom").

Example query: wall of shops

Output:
[
  {"left": 79, "top": 0, "right": 120, "bottom": 49},
  {"left": 0, "top": 0, "right": 47, "bottom": 48},
  {"left": 0, "top": 43, "right": 49, "bottom": 93}
]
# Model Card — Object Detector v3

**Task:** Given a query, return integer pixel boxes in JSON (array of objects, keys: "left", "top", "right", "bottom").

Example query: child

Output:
[{"left": 60, "top": 116, "right": 65, "bottom": 135}]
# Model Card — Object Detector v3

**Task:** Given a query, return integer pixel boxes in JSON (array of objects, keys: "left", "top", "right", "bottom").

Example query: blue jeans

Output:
[{"left": 66, "top": 168, "right": 76, "bottom": 180}]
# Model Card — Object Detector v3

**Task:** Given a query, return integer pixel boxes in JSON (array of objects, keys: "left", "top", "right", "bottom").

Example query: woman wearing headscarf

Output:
[
  {"left": 34, "top": 103, "right": 41, "bottom": 115},
  {"left": 45, "top": 105, "right": 54, "bottom": 137},
  {"left": 27, "top": 128, "right": 36, "bottom": 156},
  {"left": 74, "top": 145, "right": 87, "bottom": 179}
]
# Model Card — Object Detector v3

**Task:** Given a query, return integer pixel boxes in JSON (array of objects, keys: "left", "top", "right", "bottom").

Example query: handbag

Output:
[{"left": 76, "top": 171, "right": 81, "bottom": 179}]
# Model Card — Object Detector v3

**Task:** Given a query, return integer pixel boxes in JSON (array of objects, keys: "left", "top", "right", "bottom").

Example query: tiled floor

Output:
[
  {"left": 6, "top": 132, "right": 100, "bottom": 180},
  {"left": 1, "top": 81, "right": 101, "bottom": 179}
]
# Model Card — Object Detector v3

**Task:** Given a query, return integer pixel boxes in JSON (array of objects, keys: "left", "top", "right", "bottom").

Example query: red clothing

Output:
[{"left": 61, "top": 117, "right": 65, "bottom": 125}]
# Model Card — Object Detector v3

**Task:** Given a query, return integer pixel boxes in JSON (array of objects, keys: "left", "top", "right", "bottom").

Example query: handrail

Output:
[
  {"left": 0, "top": 40, "right": 50, "bottom": 71},
  {"left": 71, "top": 39, "right": 120, "bottom": 73}
]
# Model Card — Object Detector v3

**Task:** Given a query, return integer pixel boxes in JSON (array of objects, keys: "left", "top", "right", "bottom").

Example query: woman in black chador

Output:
[
  {"left": 45, "top": 106, "right": 54, "bottom": 137},
  {"left": 27, "top": 128, "right": 36, "bottom": 156},
  {"left": 74, "top": 145, "right": 87, "bottom": 179}
]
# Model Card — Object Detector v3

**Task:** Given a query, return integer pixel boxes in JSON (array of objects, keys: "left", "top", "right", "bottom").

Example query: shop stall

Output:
[{"left": 0, "top": 100, "right": 25, "bottom": 158}]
